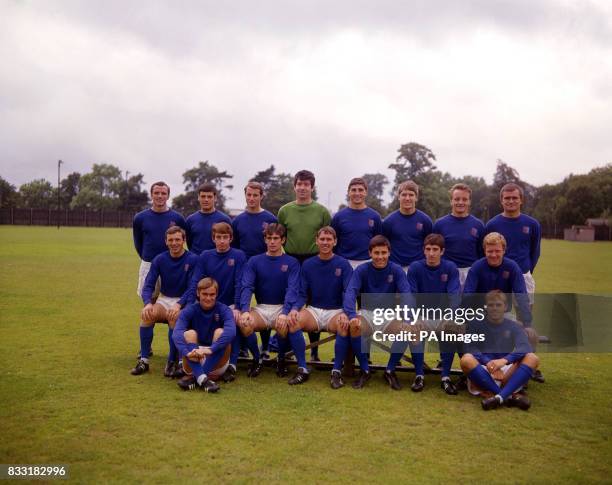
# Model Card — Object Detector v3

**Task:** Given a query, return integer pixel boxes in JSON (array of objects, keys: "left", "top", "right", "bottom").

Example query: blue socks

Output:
[
  {"left": 246, "top": 333, "right": 261, "bottom": 362},
  {"left": 468, "top": 365, "right": 501, "bottom": 394},
  {"left": 386, "top": 340, "right": 409, "bottom": 371},
  {"left": 351, "top": 336, "right": 369, "bottom": 372},
  {"left": 277, "top": 335, "right": 289, "bottom": 360},
  {"left": 410, "top": 342, "right": 425, "bottom": 376},
  {"left": 333, "top": 334, "right": 350, "bottom": 371},
  {"left": 139, "top": 325, "right": 154, "bottom": 360},
  {"left": 499, "top": 364, "right": 533, "bottom": 401},
  {"left": 439, "top": 352, "right": 454, "bottom": 378},
  {"left": 229, "top": 333, "right": 241, "bottom": 367},
  {"left": 289, "top": 329, "right": 308, "bottom": 369},
  {"left": 167, "top": 327, "right": 178, "bottom": 362}
]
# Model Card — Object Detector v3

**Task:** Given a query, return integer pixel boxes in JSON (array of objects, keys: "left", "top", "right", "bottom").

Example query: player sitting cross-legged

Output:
[
  {"left": 460, "top": 290, "right": 538, "bottom": 411},
  {"left": 238, "top": 223, "right": 304, "bottom": 383},
  {"left": 289, "top": 226, "right": 353, "bottom": 388},
  {"left": 131, "top": 226, "right": 198, "bottom": 377},
  {"left": 172, "top": 277, "right": 236, "bottom": 393}
]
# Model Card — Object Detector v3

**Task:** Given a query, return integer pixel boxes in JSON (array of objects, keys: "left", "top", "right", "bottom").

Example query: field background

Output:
[{"left": 1, "top": 226, "right": 611, "bottom": 484}]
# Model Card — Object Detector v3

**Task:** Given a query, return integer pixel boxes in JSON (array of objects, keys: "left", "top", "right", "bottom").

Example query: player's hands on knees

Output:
[
  {"left": 167, "top": 303, "right": 181, "bottom": 322},
  {"left": 187, "top": 347, "right": 206, "bottom": 361},
  {"left": 276, "top": 314, "right": 289, "bottom": 333},
  {"left": 349, "top": 317, "right": 361, "bottom": 331},
  {"left": 240, "top": 312, "right": 252, "bottom": 328},
  {"left": 141, "top": 303, "right": 155, "bottom": 322},
  {"left": 288, "top": 309, "right": 299, "bottom": 326},
  {"left": 338, "top": 313, "right": 349, "bottom": 332}
]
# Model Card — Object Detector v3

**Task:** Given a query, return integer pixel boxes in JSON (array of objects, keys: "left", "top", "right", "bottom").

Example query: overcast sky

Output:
[{"left": 1, "top": 0, "right": 611, "bottom": 211}]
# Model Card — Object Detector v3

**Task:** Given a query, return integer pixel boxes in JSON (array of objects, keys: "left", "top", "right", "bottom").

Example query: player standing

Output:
[
  {"left": 131, "top": 226, "right": 198, "bottom": 377},
  {"left": 331, "top": 177, "right": 383, "bottom": 269},
  {"left": 185, "top": 183, "right": 231, "bottom": 255},
  {"left": 382, "top": 181, "right": 433, "bottom": 271},
  {"left": 278, "top": 170, "right": 331, "bottom": 361},
  {"left": 432, "top": 183, "right": 484, "bottom": 286}
]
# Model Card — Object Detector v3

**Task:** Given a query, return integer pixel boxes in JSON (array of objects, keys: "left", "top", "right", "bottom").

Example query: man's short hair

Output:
[
  {"left": 197, "top": 277, "right": 219, "bottom": 293},
  {"left": 264, "top": 222, "right": 286, "bottom": 238},
  {"left": 294, "top": 170, "right": 315, "bottom": 187},
  {"left": 485, "top": 289, "right": 508, "bottom": 305},
  {"left": 499, "top": 183, "right": 524, "bottom": 200},
  {"left": 369, "top": 235, "right": 391, "bottom": 251},
  {"left": 483, "top": 232, "right": 507, "bottom": 250},
  {"left": 317, "top": 225, "right": 337, "bottom": 239},
  {"left": 449, "top": 183, "right": 472, "bottom": 198},
  {"left": 424, "top": 233, "right": 445, "bottom": 249},
  {"left": 212, "top": 222, "right": 233, "bottom": 237},
  {"left": 348, "top": 177, "right": 368, "bottom": 191},
  {"left": 397, "top": 180, "right": 419, "bottom": 197},
  {"left": 165, "top": 225, "right": 185, "bottom": 239},
  {"left": 150, "top": 181, "right": 170, "bottom": 195},
  {"left": 198, "top": 183, "right": 217, "bottom": 195},
  {"left": 244, "top": 180, "right": 264, "bottom": 196}
]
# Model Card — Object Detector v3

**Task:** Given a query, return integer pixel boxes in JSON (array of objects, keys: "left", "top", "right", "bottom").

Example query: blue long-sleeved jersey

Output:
[
  {"left": 142, "top": 250, "right": 198, "bottom": 306},
  {"left": 296, "top": 254, "right": 353, "bottom": 310},
  {"left": 185, "top": 210, "right": 232, "bottom": 255},
  {"left": 382, "top": 209, "right": 433, "bottom": 266},
  {"left": 172, "top": 301, "right": 236, "bottom": 356},
  {"left": 407, "top": 259, "right": 461, "bottom": 309},
  {"left": 463, "top": 257, "right": 532, "bottom": 325},
  {"left": 331, "top": 207, "right": 383, "bottom": 260},
  {"left": 231, "top": 210, "right": 278, "bottom": 258},
  {"left": 343, "top": 261, "right": 411, "bottom": 319},
  {"left": 485, "top": 214, "right": 541, "bottom": 274},
  {"left": 240, "top": 254, "right": 300, "bottom": 314},
  {"left": 187, "top": 248, "right": 246, "bottom": 307},
  {"left": 465, "top": 318, "right": 532, "bottom": 364},
  {"left": 132, "top": 209, "right": 186, "bottom": 262},
  {"left": 432, "top": 214, "right": 485, "bottom": 267}
]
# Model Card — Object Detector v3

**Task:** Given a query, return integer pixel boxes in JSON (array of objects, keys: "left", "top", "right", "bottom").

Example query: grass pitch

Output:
[{"left": 0, "top": 227, "right": 611, "bottom": 483}]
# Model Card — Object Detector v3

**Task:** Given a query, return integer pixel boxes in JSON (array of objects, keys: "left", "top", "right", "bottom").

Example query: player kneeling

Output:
[
  {"left": 172, "top": 278, "right": 236, "bottom": 393},
  {"left": 460, "top": 291, "right": 539, "bottom": 410},
  {"left": 290, "top": 226, "right": 353, "bottom": 388}
]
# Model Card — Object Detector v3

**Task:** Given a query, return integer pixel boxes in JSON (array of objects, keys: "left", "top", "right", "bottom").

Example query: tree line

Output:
[{"left": 1, "top": 142, "right": 610, "bottom": 233}]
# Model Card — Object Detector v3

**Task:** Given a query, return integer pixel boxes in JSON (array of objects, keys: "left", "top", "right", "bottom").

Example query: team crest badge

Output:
[
  {"left": 368, "top": 219, "right": 374, "bottom": 227},
  {"left": 335, "top": 268, "right": 342, "bottom": 277},
  {"left": 262, "top": 222, "right": 269, "bottom": 230},
  {"left": 502, "top": 271, "right": 510, "bottom": 279},
  {"left": 228, "top": 258, "right": 235, "bottom": 267},
  {"left": 169, "top": 221, "right": 176, "bottom": 227},
  {"left": 387, "top": 274, "right": 394, "bottom": 283},
  {"left": 522, "top": 226, "right": 530, "bottom": 234},
  {"left": 184, "top": 264, "right": 190, "bottom": 272},
  {"left": 504, "top": 330, "right": 511, "bottom": 339},
  {"left": 281, "top": 264, "right": 288, "bottom": 272},
  {"left": 441, "top": 273, "right": 448, "bottom": 282},
  {"left": 470, "top": 227, "right": 478, "bottom": 237},
  {"left": 214, "top": 313, "right": 220, "bottom": 322},
  {"left": 416, "top": 222, "right": 423, "bottom": 231}
]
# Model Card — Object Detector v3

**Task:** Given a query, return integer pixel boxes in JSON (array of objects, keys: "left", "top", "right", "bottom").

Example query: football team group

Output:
[{"left": 130, "top": 169, "right": 543, "bottom": 411}]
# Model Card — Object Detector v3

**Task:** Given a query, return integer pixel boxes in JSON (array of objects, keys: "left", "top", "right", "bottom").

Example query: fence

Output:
[{"left": 0, "top": 208, "right": 137, "bottom": 228}]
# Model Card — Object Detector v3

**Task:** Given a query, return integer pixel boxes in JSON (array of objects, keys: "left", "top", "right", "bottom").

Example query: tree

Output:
[
  {"left": 0, "top": 176, "right": 19, "bottom": 208},
  {"left": 250, "top": 165, "right": 295, "bottom": 215},
  {"left": 172, "top": 161, "right": 233, "bottom": 214},
  {"left": 119, "top": 173, "right": 149, "bottom": 211},
  {"left": 18, "top": 179, "right": 56, "bottom": 208},
  {"left": 360, "top": 172, "right": 388, "bottom": 216},
  {"left": 387, "top": 142, "right": 441, "bottom": 215},
  {"left": 70, "top": 163, "right": 124, "bottom": 210},
  {"left": 59, "top": 172, "right": 81, "bottom": 208}
]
